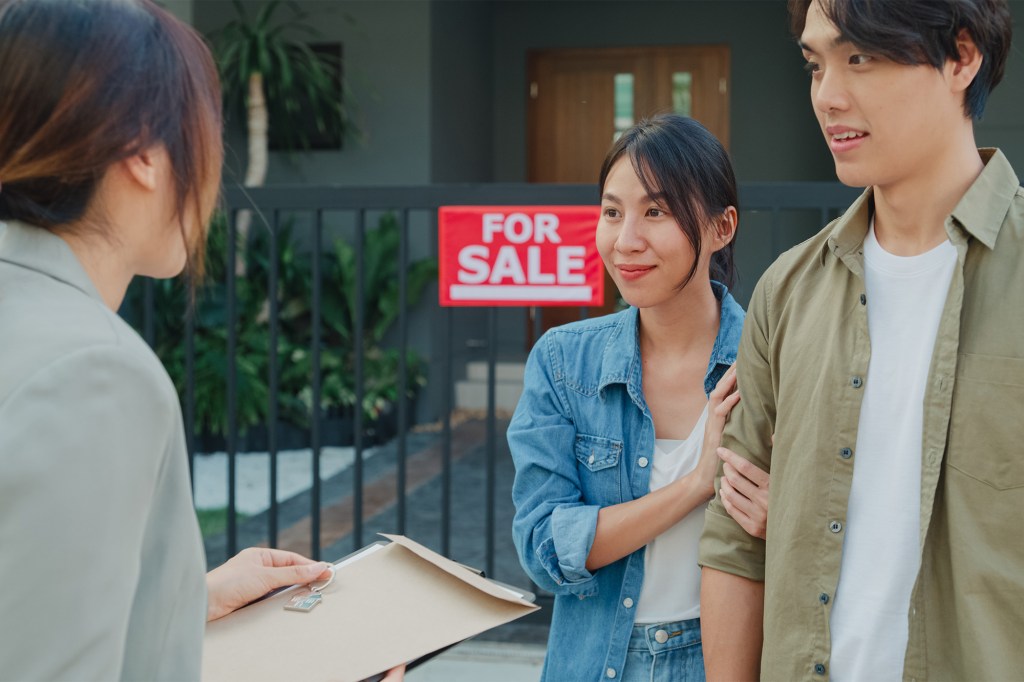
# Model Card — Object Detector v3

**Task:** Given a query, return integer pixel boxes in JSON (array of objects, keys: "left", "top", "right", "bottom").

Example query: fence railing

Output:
[{"left": 122, "top": 181, "right": 861, "bottom": 606}]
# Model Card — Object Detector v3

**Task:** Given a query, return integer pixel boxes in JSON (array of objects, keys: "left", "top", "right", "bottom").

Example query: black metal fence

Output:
[{"left": 123, "top": 181, "right": 860, "bottom": 596}]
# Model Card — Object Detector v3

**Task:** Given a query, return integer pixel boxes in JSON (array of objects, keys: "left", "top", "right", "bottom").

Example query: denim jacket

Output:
[{"left": 509, "top": 282, "right": 745, "bottom": 682}]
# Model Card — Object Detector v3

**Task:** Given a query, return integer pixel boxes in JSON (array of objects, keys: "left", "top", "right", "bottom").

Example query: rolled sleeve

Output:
[
  {"left": 509, "top": 334, "right": 600, "bottom": 597},
  {"left": 699, "top": 275, "right": 774, "bottom": 581},
  {"left": 550, "top": 503, "right": 600, "bottom": 585},
  {"left": 699, "top": 504, "right": 766, "bottom": 581}
]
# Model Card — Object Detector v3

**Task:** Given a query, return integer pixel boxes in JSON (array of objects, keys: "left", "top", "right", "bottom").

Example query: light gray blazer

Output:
[{"left": 0, "top": 220, "right": 206, "bottom": 681}]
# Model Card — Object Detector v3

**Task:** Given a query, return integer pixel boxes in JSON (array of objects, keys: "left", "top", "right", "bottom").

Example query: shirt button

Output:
[
  {"left": 606, "top": 668, "right": 617, "bottom": 679},
  {"left": 859, "top": 293, "right": 867, "bottom": 305},
  {"left": 829, "top": 520, "right": 843, "bottom": 533},
  {"left": 815, "top": 663, "right": 827, "bottom": 675},
  {"left": 654, "top": 629, "right": 669, "bottom": 644},
  {"left": 638, "top": 457, "right": 649, "bottom": 468},
  {"left": 851, "top": 376, "right": 863, "bottom": 388},
  {"left": 840, "top": 447, "right": 852, "bottom": 459},
  {"left": 819, "top": 592, "right": 830, "bottom": 604},
  {"left": 623, "top": 597, "right": 634, "bottom": 608},
  {"left": 588, "top": 454, "right": 595, "bottom": 465}
]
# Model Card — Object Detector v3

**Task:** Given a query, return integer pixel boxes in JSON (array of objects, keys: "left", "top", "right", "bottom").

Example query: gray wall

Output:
[
  {"left": 976, "top": 1, "right": 1024, "bottom": 169},
  {"left": 429, "top": 1, "right": 495, "bottom": 182},
  {"left": 195, "top": 0, "right": 1024, "bottom": 186}
]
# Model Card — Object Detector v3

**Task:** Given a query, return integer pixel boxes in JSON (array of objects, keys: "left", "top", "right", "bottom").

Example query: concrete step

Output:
[
  {"left": 466, "top": 361, "right": 526, "bottom": 383},
  {"left": 455, "top": 380, "right": 524, "bottom": 412}
]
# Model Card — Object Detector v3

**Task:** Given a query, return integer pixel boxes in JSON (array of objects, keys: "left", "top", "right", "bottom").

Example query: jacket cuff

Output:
[
  {"left": 698, "top": 503, "right": 766, "bottom": 581},
  {"left": 539, "top": 504, "right": 600, "bottom": 593}
]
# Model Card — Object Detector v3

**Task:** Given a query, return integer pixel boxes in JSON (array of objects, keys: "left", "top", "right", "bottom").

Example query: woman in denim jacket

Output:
[{"left": 509, "top": 115, "right": 768, "bottom": 682}]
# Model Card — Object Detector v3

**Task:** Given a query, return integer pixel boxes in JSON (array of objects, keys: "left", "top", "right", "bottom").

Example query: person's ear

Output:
[
  {"left": 949, "top": 28, "right": 983, "bottom": 94},
  {"left": 710, "top": 206, "right": 738, "bottom": 250},
  {"left": 121, "top": 146, "right": 163, "bottom": 192}
]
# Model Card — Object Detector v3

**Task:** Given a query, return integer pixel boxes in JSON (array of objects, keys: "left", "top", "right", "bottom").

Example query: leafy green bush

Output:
[{"left": 123, "top": 211, "right": 436, "bottom": 442}]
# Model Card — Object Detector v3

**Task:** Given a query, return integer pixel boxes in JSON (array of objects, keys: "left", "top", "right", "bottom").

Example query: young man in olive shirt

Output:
[{"left": 698, "top": 1, "right": 1021, "bottom": 679}]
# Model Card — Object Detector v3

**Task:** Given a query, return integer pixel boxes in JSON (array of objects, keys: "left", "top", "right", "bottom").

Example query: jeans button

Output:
[
  {"left": 623, "top": 597, "right": 634, "bottom": 608},
  {"left": 606, "top": 668, "right": 617, "bottom": 679},
  {"left": 638, "top": 456, "right": 649, "bottom": 468},
  {"left": 654, "top": 629, "right": 669, "bottom": 644}
]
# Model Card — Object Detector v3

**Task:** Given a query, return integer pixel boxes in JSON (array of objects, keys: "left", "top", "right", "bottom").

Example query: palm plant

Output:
[{"left": 214, "top": 0, "right": 355, "bottom": 252}]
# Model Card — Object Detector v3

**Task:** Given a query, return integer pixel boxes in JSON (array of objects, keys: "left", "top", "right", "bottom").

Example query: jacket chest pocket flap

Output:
[
  {"left": 948, "top": 353, "right": 1024, "bottom": 490},
  {"left": 574, "top": 433, "right": 622, "bottom": 472}
]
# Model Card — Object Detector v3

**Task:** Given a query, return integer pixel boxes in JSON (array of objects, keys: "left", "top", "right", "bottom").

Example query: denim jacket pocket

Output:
[
  {"left": 947, "top": 353, "right": 1024, "bottom": 490},
  {"left": 575, "top": 433, "right": 623, "bottom": 503}
]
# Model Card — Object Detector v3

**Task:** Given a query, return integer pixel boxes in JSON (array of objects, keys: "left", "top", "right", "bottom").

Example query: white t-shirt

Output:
[
  {"left": 634, "top": 404, "right": 709, "bottom": 624},
  {"left": 829, "top": 224, "right": 957, "bottom": 680}
]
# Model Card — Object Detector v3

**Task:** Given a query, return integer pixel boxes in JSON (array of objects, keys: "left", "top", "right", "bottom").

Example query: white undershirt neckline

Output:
[{"left": 634, "top": 403, "right": 709, "bottom": 624}]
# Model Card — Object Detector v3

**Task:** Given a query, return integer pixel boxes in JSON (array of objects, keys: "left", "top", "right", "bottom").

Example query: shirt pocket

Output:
[
  {"left": 574, "top": 433, "right": 623, "bottom": 504},
  {"left": 947, "top": 353, "right": 1024, "bottom": 490}
]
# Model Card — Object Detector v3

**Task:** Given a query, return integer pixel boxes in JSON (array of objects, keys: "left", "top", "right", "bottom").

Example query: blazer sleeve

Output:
[
  {"left": 0, "top": 345, "right": 178, "bottom": 681},
  {"left": 699, "top": 273, "right": 775, "bottom": 581}
]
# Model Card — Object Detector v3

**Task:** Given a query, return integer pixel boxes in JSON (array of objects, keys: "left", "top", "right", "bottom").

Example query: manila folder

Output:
[{"left": 202, "top": 534, "right": 539, "bottom": 682}]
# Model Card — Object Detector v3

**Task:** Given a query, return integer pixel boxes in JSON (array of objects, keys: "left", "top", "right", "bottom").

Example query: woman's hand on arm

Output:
[
  {"left": 718, "top": 443, "right": 770, "bottom": 540},
  {"left": 692, "top": 365, "right": 742, "bottom": 495},
  {"left": 584, "top": 366, "right": 741, "bottom": 573},
  {"left": 205, "top": 547, "right": 332, "bottom": 622}
]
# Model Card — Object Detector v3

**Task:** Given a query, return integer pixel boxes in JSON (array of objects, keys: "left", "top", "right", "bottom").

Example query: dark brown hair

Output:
[
  {"left": 599, "top": 114, "right": 739, "bottom": 289},
  {"left": 0, "top": 0, "right": 223, "bottom": 281},
  {"left": 788, "top": 0, "right": 1012, "bottom": 119}
]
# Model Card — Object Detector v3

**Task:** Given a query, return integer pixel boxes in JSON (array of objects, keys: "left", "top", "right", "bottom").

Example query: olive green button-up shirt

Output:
[{"left": 699, "top": 149, "right": 1024, "bottom": 681}]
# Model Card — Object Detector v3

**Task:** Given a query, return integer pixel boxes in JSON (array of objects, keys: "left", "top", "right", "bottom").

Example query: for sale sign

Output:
[{"left": 438, "top": 206, "right": 604, "bottom": 307}]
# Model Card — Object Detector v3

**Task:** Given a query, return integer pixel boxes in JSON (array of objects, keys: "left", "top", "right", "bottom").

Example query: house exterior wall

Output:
[{"left": 195, "top": 0, "right": 1024, "bottom": 186}]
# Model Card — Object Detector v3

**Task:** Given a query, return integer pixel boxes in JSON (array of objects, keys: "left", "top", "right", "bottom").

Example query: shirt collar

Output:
[
  {"left": 823, "top": 148, "right": 1021, "bottom": 271},
  {"left": 0, "top": 220, "right": 104, "bottom": 303},
  {"left": 597, "top": 281, "right": 742, "bottom": 393},
  {"left": 950, "top": 148, "right": 1019, "bottom": 250}
]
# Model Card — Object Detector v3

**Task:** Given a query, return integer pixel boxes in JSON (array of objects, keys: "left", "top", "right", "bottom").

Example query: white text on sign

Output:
[{"left": 457, "top": 213, "right": 586, "bottom": 285}]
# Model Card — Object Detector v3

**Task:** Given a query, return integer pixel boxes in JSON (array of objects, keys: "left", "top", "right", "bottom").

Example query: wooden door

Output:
[{"left": 527, "top": 46, "right": 730, "bottom": 339}]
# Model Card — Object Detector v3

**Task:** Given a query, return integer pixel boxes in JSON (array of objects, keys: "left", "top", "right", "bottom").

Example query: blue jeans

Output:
[{"left": 620, "top": 618, "right": 705, "bottom": 682}]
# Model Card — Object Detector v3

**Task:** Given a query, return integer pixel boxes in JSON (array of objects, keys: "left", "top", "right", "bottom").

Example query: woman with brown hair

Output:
[{"left": 0, "top": 1, "right": 402, "bottom": 679}]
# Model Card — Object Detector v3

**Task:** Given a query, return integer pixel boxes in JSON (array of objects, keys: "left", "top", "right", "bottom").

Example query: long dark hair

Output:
[
  {"left": 599, "top": 113, "right": 739, "bottom": 289},
  {"left": 0, "top": 0, "right": 223, "bottom": 281}
]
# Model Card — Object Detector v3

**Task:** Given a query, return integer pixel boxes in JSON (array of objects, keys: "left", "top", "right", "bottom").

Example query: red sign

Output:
[{"left": 438, "top": 206, "right": 604, "bottom": 307}]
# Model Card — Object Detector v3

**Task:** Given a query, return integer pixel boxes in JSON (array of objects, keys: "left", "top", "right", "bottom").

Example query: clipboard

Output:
[{"left": 202, "top": 534, "right": 539, "bottom": 682}]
